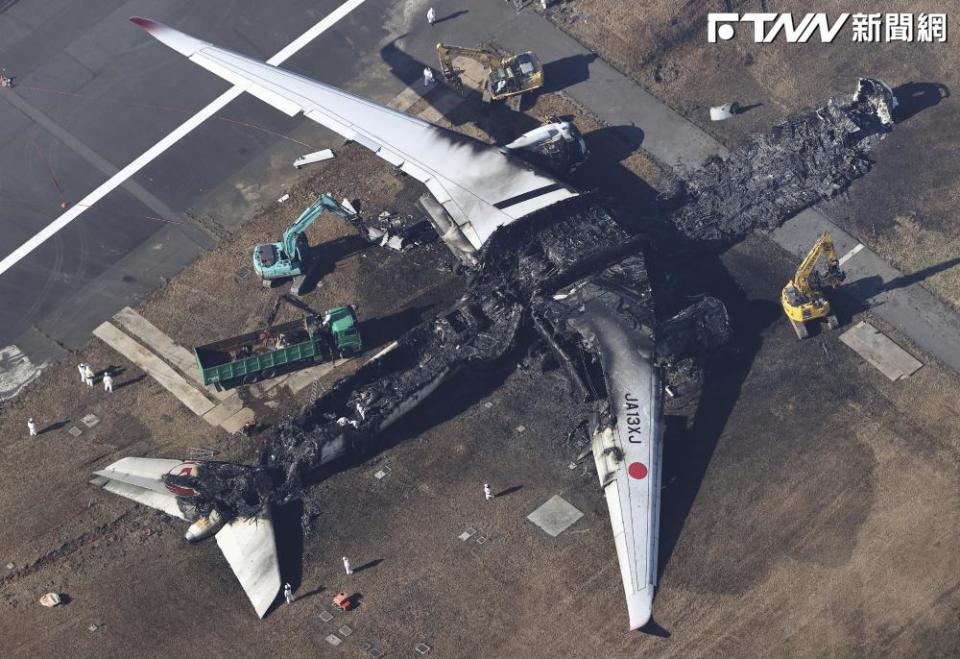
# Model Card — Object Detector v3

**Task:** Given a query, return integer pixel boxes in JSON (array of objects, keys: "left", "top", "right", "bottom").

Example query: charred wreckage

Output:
[
  {"left": 95, "top": 17, "right": 901, "bottom": 630},
  {"left": 171, "top": 82, "right": 896, "bottom": 544}
]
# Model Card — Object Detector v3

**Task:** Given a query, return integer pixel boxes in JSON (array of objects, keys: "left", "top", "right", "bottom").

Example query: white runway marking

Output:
[
  {"left": 839, "top": 243, "right": 865, "bottom": 266},
  {"left": 0, "top": 0, "right": 367, "bottom": 277}
]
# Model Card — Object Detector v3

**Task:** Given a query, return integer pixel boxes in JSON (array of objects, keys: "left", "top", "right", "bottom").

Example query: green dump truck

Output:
[{"left": 193, "top": 306, "right": 361, "bottom": 389}]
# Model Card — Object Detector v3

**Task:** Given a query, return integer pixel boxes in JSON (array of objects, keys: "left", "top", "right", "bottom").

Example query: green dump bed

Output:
[
  {"left": 193, "top": 307, "right": 361, "bottom": 387},
  {"left": 193, "top": 316, "right": 330, "bottom": 386}
]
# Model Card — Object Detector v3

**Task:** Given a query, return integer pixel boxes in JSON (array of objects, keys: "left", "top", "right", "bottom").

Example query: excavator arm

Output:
[
  {"left": 790, "top": 231, "right": 842, "bottom": 297},
  {"left": 281, "top": 194, "right": 350, "bottom": 258},
  {"left": 435, "top": 43, "right": 503, "bottom": 82}
]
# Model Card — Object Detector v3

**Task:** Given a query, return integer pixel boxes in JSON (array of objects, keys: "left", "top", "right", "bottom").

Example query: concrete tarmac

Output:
[{"left": 0, "top": 0, "right": 409, "bottom": 364}]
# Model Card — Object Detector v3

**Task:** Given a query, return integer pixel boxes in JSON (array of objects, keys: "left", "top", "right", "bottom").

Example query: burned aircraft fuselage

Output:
[{"left": 167, "top": 79, "right": 897, "bottom": 528}]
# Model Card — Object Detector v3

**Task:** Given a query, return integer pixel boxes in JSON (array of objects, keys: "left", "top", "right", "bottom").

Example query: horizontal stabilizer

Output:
[
  {"left": 89, "top": 475, "right": 187, "bottom": 520},
  {"left": 216, "top": 512, "right": 282, "bottom": 618}
]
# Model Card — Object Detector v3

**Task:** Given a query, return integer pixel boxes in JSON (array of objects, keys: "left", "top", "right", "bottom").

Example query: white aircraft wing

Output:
[
  {"left": 130, "top": 17, "right": 578, "bottom": 258},
  {"left": 215, "top": 513, "right": 282, "bottom": 619},
  {"left": 569, "top": 297, "right": 663, "bottom": 630},
  {"left": 90, "top": 457, "right": 193, "bottom": 519}
]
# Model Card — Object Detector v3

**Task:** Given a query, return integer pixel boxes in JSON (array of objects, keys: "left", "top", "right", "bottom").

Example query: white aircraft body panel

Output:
[
  {"left": 130, "top": 18, "right": 578, "bottom": 255},
  {"left": 89, "top": 457, "right": 281, "bottom": 618},
  {"left": 216, "top": 513, "right": 282, "bottom": 619},
  {"left": 571, "top": 299, "right": 663, "bottom": 630},
  {"left": 89, "top": 474, "right": 188, "bottom": 520}
]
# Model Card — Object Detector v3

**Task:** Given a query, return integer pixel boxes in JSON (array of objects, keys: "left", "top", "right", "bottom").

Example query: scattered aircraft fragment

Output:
[{"left": 97, "top": 17, "right": 897, "bottom": 627}]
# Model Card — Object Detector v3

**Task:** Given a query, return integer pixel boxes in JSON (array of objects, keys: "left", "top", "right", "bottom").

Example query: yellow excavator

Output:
[
  {"left": 435, "top": 43, "right": 544, "bottom": 107},
  {"left": 781, "top": 231, "right": 846, "bottom": 339}
]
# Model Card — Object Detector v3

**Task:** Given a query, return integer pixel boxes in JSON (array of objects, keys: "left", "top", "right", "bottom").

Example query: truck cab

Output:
[{"left": 326, "top": 306, "right": 362, "bottom": 356}]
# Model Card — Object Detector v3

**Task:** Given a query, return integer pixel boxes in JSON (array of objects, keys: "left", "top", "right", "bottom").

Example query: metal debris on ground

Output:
[
  {"left": 87, "top": 624, "right": 99, "bottom": 633},
  {"left": 293, "top": 149, "right": 335, "bottom": 169},
  {"left": 664, "top": 79, "right": 897, "bottom": 245},
  {"left": 458, "top": 527, "right": 477, "bottom": 541},
  {"left": 276, "top": 193, "right": 290, "bottom": 204},
  {"left": 39, "top": 593, "right": 62, "bottom": 607},
  {"left": 709, "top": 102, "right": 739, "bottom": 121}
]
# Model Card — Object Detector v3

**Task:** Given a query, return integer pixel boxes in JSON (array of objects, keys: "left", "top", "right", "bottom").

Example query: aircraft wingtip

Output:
[
  {"left": 128, "top": 17, "right": 206, "bottom": 56},
  {"left": 627, "top": 589, "right": 654, "bottom": 631},
  {"left": 129, "top": 17, "right": 159, "bottom": 31}
]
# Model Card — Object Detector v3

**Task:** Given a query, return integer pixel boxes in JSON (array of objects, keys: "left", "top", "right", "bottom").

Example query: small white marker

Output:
[{"left": 839, "top": 243, "right": 864, "bottom": 266}]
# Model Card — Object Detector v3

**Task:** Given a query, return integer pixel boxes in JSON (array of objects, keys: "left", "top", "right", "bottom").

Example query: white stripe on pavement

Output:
[
  {"left": 839, "top": 243, "right": 865, "bottom": 266},
  {"left": 0, "top": 0, "right": 367, "bottom": 277}
]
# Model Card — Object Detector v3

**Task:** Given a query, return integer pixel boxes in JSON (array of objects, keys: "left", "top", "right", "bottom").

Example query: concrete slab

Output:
[
  {"left": 220, "top": 407, "right": 256, "bottom": 435},
  {"left": 93, "top": 322, "right": 215, "bottom": 417},
  {"left": 201, "top": 392, "right": 247, "bottom": 428},
  {"left": 112, "top": 307, "right": 229, "bottom": 401},
  {"left": 81, "top": 414, "right": 100, "bottom": 428},
  {"left": 245, "top": 375, "right": 291, "bottom": 399},
  {"left": 840, "top": 321, "right": 923, "bottom": 381},
  {"left": 284, "top": 358, "right": 352, "bottom": 394},
  {"left": 68, "top": 426, "right": 82, "bottom": 437},
  {"left": 324, "top": 634, "right": 342, "bottom": 647},
  {"left": 527, "top": 495, "right": 584, "bottom": 537}
]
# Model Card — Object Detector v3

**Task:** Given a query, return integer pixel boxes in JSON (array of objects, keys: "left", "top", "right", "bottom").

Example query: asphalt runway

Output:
[{"left": 0, "top": 0, "right": 408, "bottom": 366}]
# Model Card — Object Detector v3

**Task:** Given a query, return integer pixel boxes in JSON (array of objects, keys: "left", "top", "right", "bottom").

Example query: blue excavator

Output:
[{"left": 252, "top": 193, "right": 359, "bottom": 288}]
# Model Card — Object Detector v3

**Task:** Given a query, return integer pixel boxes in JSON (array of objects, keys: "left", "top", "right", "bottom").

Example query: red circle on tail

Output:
[{"left": 628, "top": 462, "right": 648, "bottom": 479}]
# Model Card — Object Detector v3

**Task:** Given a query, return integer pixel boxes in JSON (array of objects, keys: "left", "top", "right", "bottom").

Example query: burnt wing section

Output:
[{"left": 663, "top": 79, "right": 896, "bottom": 244}]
